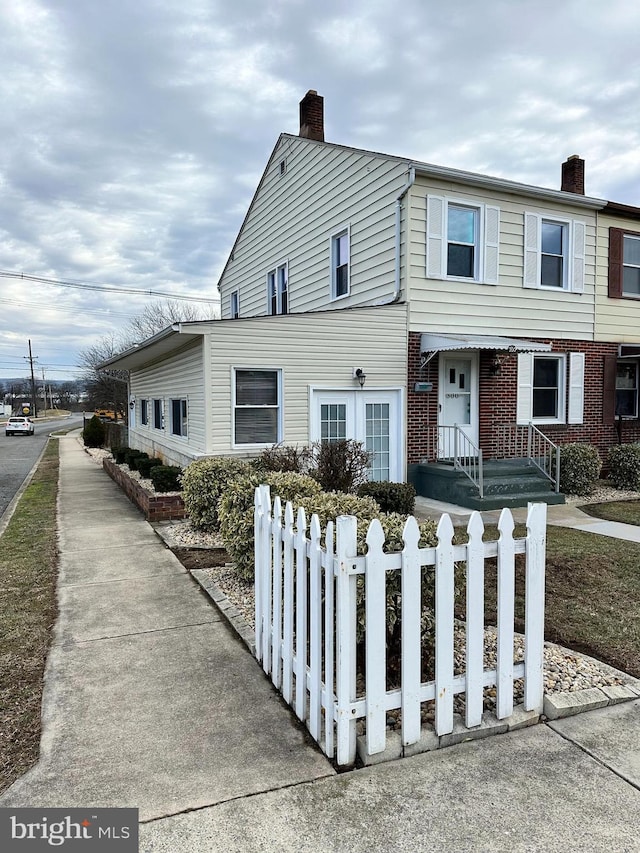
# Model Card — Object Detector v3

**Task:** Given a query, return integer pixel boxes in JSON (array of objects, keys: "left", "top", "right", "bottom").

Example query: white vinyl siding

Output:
[
  {"left": 218, "top": 136, "right": 409, "bottom": 316},
  {"left": 409, "top": 176, "right": 597, "bottom": 339},
  {"left": 128, "top": 341, "right": 206, "bottom": 465},
  {"left": 517, "top": 351, "right": 584, "bottom": 425}
]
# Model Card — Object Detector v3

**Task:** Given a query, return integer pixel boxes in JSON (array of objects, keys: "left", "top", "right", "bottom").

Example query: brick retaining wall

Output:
[{"left": 103, "top": 457, "right": 186, "bottom": 521}]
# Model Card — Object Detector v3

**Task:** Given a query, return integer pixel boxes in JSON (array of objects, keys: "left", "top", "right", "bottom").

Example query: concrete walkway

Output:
[{"left": 2, "top": 437, "right": 640, "bottom": 851}]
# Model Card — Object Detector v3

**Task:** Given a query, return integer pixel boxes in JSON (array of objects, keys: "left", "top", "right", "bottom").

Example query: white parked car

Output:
[{"left": 5, "top": 416, "right": 35, "bottom": 436}]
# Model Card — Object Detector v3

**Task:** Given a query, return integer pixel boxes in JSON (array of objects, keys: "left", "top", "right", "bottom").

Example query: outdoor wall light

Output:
[
  {"left": 353, "top": 367, "right": 367, "bottom": 388},
  {"left": 489, "top": 355, "right": 504, "bottom": 376}
]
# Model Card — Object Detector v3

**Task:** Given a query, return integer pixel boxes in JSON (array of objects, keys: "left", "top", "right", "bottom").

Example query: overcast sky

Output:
[{"left": 1, "top": 0, "right": 639, "bottom": 383}]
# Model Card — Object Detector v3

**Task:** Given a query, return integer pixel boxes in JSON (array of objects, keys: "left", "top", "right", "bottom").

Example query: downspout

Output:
[{"left": 392, "top": 165, "right": 416, "bottom": 302}]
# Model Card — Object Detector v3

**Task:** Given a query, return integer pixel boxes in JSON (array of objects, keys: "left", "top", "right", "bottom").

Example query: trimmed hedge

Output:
[
  {"left": 607, "top": 443, "right": 640, "bottom": 490},
  {"left": 112, "top": 446, "right": 129, "bottom": 464},
  {"left": 219, "top": 472, "right": 323, "bottom": 580},
  {"left": 82, "top": 415, "right": 105, "bottom": 448},
  {"left": 182, "top": 456, "right": 253, "bottom": 532},
  {"left": 129, "top": 452, "right": 150, "bottom": 472},
  {"left": 136, "top": 456, "right": 162, "bottom": 478},
  {"left": 124, "top": 449, "right": 145, "bottom": 468},
  {"left": 150, "top": 465, "right": 182, "bottom": 493},
  {"left": 558, "top": 443, "right": 602, "bottom": 496},
  {"left": 357, "top": 481, "right": 416, "bottom": 514}
]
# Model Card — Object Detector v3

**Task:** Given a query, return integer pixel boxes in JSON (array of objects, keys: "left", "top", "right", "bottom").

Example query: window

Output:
[
  {"left": 170, "top": 398, "right": 188, "bottom": 437},
  {"left": 152, "top": 398, "right": 164, "bottom": 430},
  {"left": 234, "top": 369, "right": 281, "bottom": 445},
  {"left": 141, "top": 399, "right": 149, "bottom": 426},
  {"left": 524, "top": 213, "right": 585, "bottom": 292},
  {"left": 267, "top": 263, "right": 288, "bottom": 315},
  {"left": 331, "top": 228, "right": 349, "bottom": 298},
  {"left": 320, "top": 403, "right": 347, "bottom": 441},
  {"left": 616, "top": 362, "right": 638, "bottom": 418},
  {"left": 230, "top": 290, "right": 239, "bottom": 319},
  {"left": 540, "top": 221, "right": 567, "bottom": 288},
  {"left": 517, "top": 352, "right": 584, "bottom": 425},
  {"left": 447, "top": 205, "right": 478, "bottom": 278},
  {"left": 426, "top": 196, "right": 500, "bottom": 284},
  {"left": 609, "top": 228, "right": 640, "bottom": 298}
]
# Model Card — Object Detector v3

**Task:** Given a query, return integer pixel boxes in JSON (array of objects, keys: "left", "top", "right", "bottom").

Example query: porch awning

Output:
[{"left": 420, "top": 333, "right": 551, "bottom": 364}]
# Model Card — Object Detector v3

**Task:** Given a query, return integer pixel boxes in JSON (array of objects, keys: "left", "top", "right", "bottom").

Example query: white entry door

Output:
[
  {"left": 312, "top": 390, "right": 402, "bottom": 482},
  {"left": 438, "top": 354, "right": 479, "bottom": 457}
]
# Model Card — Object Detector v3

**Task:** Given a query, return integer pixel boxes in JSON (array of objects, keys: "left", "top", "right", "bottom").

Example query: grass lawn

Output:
[
  {"left": 579, "top": 499, "right": 640, "bottom": 525},
  {"left": 0, "top": 440, "right": 59, "bottom": 794},
  {"left": 475, "top": 523, "right": 640, "bottom": 679}
]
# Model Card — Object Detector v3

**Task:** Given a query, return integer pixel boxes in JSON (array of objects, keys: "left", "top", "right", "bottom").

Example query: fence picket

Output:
[
  {"left": 496, "top": 508, "right": 515, "bottom": 719},
  {"left": 282, "top": 501, "right": 295, "bottom": 704},
  {"left": 401, "top": 515, "right": 422, "bottom": 746},
  {"left": 271, "top": 496, "right": 283, "bottom": 690},
  {"left": 435, "top": 513, "right": 455, "bottom": 735},
  {"left": 254, "top": 491, "right": 547, "bottom": 766},
  {"left": 336, "top": 516, "right": 358, "bottom": 767},
  {"left": 524, "top": 502, "right": 546, "bottom": 712},
  {"left": 294, "top": 507, "right": 308, "bottom": 721},
  {"left": 324, "top": 521, "right": 335, "bottom": 757},
  {"left": 365, "top": 519, "right": 387, "bottom": 755},
  {"left": 465, "top": 512, "right": 485, "bottom": 727},
  {"left": 309, "top": 514, "right": 323, "bottom": 741}
]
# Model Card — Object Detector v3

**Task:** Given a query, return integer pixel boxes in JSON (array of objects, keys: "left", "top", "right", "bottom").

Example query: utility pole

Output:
[{"left": 25, "top": 339, "right": 38, "bottom": 418}]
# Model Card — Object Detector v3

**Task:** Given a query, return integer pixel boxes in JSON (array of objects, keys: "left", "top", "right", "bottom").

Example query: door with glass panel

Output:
[
  {"left": 438, "top": 354, "right": 478, "bottom": 458},
  {"left": 312, "top": 390, "right": 400, "bottom": 482}
]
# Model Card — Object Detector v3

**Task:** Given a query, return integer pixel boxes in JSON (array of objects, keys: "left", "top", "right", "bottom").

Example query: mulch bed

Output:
[{"left": 171, "top": 547, "right": 230, "bottom": 570}]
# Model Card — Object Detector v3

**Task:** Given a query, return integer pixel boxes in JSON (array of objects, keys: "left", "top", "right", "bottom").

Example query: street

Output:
[{"left": 0, "top": 413, "right": 85, "bottom": 520}]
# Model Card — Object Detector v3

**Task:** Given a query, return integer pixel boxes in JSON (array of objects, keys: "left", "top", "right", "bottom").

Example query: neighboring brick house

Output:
[{"left": 104, "top": 91, "right": 640, "bottom": 506}]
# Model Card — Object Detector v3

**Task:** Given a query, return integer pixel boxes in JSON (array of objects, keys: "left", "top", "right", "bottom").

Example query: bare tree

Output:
[{"left": 121, "top": 299, "right": 212, "bottom": 347}]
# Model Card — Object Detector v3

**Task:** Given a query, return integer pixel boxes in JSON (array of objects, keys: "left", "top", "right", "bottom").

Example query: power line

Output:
[{"left": 0, "top": 269, "right": 217, "bottom": 303}]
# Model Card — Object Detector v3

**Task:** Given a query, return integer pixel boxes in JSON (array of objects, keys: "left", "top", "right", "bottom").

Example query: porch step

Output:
[{"left": 409, "top": 459, "right": 565, "bottom": 511}]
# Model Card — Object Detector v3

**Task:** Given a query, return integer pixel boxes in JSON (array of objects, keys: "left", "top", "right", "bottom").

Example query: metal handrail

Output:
[
  {"left": 432, "top": 425, "right": 484, "bottom": 498},
  {"left": 495, "top": 423, "right": 560, "bottom": 492}
]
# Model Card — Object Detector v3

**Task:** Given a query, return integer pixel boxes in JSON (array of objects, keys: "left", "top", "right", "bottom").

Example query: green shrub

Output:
[
  {"left": 129, "top": 452, "right": 150, "bottom": 472},
  {"left": 219, "top": 472, "right": 322, "bottom": 580},
  {"left": 112, "top": 446, "right": 129, "bottom": 464},
  {"left": 357, "top": 481, "right": 417, "bottom": 514},
  {"left": 136, "top": 457, "right": 162, "bottom": 478},
  {"left": 150, "top": 465, "right": 182, "bottom": 493},
  {"left": 558, "top": 443, "right": 602, "bottom": 495},
  {"left": 182, "top": 456, "right": 253, "bottom": 532},
  {"left": 607, "top": 443, "right": 640, "bottom": 490},
  {"left": 124, "top": 449, "right": 144, "bottom": 468},
  {"left": 82, "top": 415, "right": 106, "bottom": 448},
  {"left": 309, "top": 439, "right": 371, "bottom": 493}
]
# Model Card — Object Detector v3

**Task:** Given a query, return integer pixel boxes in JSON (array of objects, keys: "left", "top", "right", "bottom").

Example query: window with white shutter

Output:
[
  {"left": 426, "top": 196, "right": 500, "bottom": 284},
  {"left": 523, "top": 213, "right": 586, "bottom": 292}
]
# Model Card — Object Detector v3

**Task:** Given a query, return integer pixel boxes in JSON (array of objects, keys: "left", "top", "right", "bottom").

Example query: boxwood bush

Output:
[
  {"left": 82, "top": 415, "right": 105, "bottom": 448},
  {"left": 129, "top": 451, "right": 150, "bottom": 472},
  {"left": 182, "top": 456, "right": 253, "bottom": 532},
  {"left": 124, "top": 449, "right": 145, "bottom": 468},
  {"left": 558, "top": 443, "right": 602, "bottom": 496},
  {"left": 112, "top": 446, "right": 129, "bottom": 464},
  {"left": 607, "top": 443, "right": 640, "bottom": 490},
  {"left": 150, "top": 465, "right": 182, "bottom": 493},
  {"left": 136, "top": 456, "right": 162, "bottom": 478},
  {"left": 218, "top": 471, "right": 322, "bottom": 580},
  {"left": 357, "top": 481, "right": 417, "bottom": 514}
]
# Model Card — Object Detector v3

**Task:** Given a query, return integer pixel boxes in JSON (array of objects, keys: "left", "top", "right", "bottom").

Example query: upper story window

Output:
[
  {"left": 267, "top": 263, "right": 288, "bottom": 315},
  {"left": 609, "top": 228, "right": 640, "bottom": 298},
  {"left": 140, "top": 399, "right": 149, "bottom": 426},
  {"left": 331, "top": 228, "right": 350, "bottom": 299},
  {"left": 233, "top": 368, "right": 281, "bottom": 446},
  {"left": 447, "top": 205, "right": 478, "bottom": 278},
  {"left": 426, "top": 196, "right": 500, "bottom": 285},
  {"left": 524, "top": 213, "right": 585, "bottom": 293},
  {"left": 170, "top": 398, "right": 188, "bottom": 437},
  {"left": 230, "top": 290, "right": 240, "bottom": 319}
]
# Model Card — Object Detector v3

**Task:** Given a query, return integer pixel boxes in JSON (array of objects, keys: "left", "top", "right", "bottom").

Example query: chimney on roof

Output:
[
  {"left": 299, "top": 90, "right": 324, "bottom": 142},
  {"left": 561, "top": 154, "right": 585, "bottom": 194}
]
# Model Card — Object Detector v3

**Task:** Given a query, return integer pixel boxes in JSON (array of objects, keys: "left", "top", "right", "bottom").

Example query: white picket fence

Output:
[{"left": 254, "top": 485, "right": 546, "bottom": 766}]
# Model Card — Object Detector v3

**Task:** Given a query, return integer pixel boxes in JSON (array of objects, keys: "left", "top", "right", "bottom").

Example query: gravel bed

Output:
[{"left": 565, "top": 481, "right": 640, "bottom": 505}]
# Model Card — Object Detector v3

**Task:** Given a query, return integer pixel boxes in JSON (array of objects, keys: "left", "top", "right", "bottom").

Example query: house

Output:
[{"left": 102, "top": 91, "right": 640, "bottom": 508}]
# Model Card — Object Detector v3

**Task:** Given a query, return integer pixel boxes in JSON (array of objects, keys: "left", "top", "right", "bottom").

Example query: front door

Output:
[
  {"left": 312, "top": 390, "right": 402, "bottom": 481},
  {"left": 438, "top": 353, "right": 478, "bottom": 457}
]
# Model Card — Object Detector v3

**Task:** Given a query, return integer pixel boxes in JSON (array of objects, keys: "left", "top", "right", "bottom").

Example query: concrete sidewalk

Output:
[{"left": 2, "top": 436, "right": 640, "bottom": 851}]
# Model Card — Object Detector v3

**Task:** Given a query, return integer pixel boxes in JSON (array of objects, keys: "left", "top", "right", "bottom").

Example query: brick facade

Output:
[{"left": 407, "top": 332, "right": 640, "bottom": 466}]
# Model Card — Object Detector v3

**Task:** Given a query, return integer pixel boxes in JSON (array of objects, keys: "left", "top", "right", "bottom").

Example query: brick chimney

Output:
[
  {"left": 299, "top": 90, "right": 324, "bottom": 142},
  {"left": 561, "top": 154, "right": 585, "bottom": 194}
]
